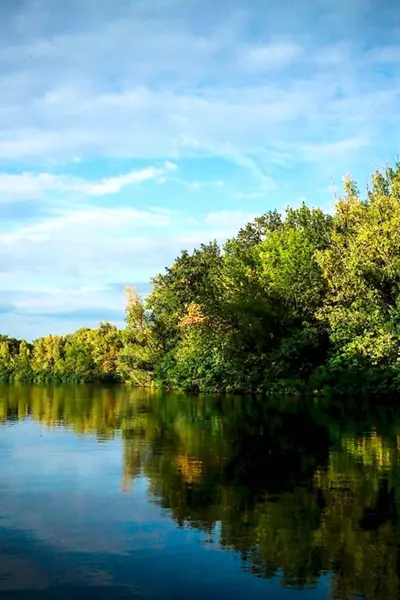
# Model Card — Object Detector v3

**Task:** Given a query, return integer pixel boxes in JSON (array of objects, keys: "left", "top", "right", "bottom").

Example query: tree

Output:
[
  {"left": 147, "top": 242, "right": 224, "bottom": 349},
  {"left": 117, "top": 287, "right": 158, "bottom": 386},
  {"left": 12, "top": 340, "right": 33, "bottom": 382},
  {"left": 316, "top": 166, "right": 400, "bottom": 372}
]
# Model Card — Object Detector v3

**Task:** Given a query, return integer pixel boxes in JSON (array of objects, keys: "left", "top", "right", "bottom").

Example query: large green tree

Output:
[{"left": 316, "top": 167, "right": 400, "bottom": 384}]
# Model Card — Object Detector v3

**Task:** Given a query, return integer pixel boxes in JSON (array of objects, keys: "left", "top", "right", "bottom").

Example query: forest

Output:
[{"left": 3, "top": 164, "right": 400, "bottom": 394}]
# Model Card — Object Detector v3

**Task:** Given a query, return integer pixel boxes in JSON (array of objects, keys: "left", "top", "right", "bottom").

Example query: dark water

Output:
[{"left": 1, "top": 386, "right": 400, "bottom": 599}]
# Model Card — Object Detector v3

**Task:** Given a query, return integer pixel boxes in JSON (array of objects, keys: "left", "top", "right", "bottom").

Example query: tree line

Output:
[{"left": 3, "top": 164, "right": 400, "bottom": 393}]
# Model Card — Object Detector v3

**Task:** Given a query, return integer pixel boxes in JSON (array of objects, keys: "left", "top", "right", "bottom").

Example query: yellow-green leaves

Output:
[{"left": 317, "top": 165, "right": 400, "bottom": 369}]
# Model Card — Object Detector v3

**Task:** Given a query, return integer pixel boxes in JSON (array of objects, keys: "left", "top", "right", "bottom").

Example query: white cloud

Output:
[
  {"left": 0, "top": 3, "right": 395, "bottom": 181},
  {"left": 239, "top": 41, "right": 303, "bottom": 72},
  {"left": 163, "top": 161, "right": 178, "bottom": 171},
  {"left": 11, "top": 286, "right": 118, "bottom": 314},
  {"left": 0, "top": 202, "right": 245, "bottom": 307},
  {"left": 300, "top": 137, "right": 368, "bottom": 159},
  {"left": 1, "top": 206, "right": 172, "bottom": 244},
  {"left": 0, "top": 203, "right": 242, "bottom": 326},
  {"left": 164, "top": 177, "right": 225, "bottom": 190},
  {"left": 0, "top": 162, "right": 176, "bottom": 201},
  {"left": 148, "top": 206, "right": 177, "bottom": 215},
  {"left": 0, "top": 70, "right": 382, "bottom": 190},
  {"left": 0, "top": 79, "right": 377, "bottom": 178},
  {"left": 74, "top": 166, "right": 168, "bottom": 196},
  {"left": 0, "top": 172, "right": 59, "bottom": 198}
]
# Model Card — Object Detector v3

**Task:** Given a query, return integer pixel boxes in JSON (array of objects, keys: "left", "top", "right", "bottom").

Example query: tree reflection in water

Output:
[{"left": 1, "top": 383, "right": 400, "bottom": 599}]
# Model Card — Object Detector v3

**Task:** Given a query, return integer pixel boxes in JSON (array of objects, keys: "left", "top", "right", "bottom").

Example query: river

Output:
[{"left": 0, "top": 384, "right": 399, "bottom": 599}]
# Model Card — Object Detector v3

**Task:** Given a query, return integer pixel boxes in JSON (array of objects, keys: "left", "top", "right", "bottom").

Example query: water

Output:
[{"left": 0, "top": 386, "right": 399, "bottom": 599}]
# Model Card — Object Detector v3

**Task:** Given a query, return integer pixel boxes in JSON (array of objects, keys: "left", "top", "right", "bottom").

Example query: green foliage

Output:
[
  {"left": 149, "top": 204, "right": 332, "bottom": 392},
  {"left": 117, "top": 287, "right": 158, "bottom": 386},
  {"left": 315, "top": 165, "right": 400, "bottom": 386},
  {"left": 0, "top": 336, "right": 21, "bottom": 381},
  {"left": 155, "top": 326, "right": 236, "bottom": 392},
  {"left": 0, "top": 324, "right": 123, "bottom": 384},
  {"left": 4, "top": 162, "right": 400, "bottom": 392},
  {"left": 147, "top": 241, "right": 224, "bottom": 349}
]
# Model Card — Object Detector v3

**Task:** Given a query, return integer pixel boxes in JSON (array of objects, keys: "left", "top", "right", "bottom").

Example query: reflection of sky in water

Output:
[{"left": 0, "top": 420, "right": 329, "bottom": 599}]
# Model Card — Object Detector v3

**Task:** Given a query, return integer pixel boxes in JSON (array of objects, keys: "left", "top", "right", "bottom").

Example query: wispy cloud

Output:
[
  {"left": 0, "top": 203, "right": 245, "bottom": 337},
  {"left": 1, "top": 206, "right": 173, "bottom": 244},
  {"left": 299, "top": 137, "right": 368, "bottom": 160},
  {"left": 0, "top": 162, "right": 176, "bottom": 201},
  {"left": 0, "top": 14, "right": 393, "bottom": 177},
  {"left": 75, "top": 163, "right": 176, "bottom": 196},
  {"left": 239, "top": 41, "right": 303, "bottom": 72},
  {"left": 163, "top": 176, "right": 225, "bottom": 190}
]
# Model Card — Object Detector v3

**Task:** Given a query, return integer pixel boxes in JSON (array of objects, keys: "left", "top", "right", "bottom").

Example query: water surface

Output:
[{"left": 0, "top": 384, "right": 399, "bottom": 599}]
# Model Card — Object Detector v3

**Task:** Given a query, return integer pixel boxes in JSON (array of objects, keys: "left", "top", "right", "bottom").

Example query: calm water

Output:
[{"left": 0, "top": 386, "right": 400, "bottom": 599}]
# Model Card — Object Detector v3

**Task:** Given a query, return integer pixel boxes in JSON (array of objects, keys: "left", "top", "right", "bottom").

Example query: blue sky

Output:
[{"left": 1, "top": 0, "right": 400, "bottom": 339}]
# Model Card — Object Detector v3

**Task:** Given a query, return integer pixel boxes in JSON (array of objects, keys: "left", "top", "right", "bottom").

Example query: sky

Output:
[{"left": 1, "top": 0, "right": 400, "bottom": 340}]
